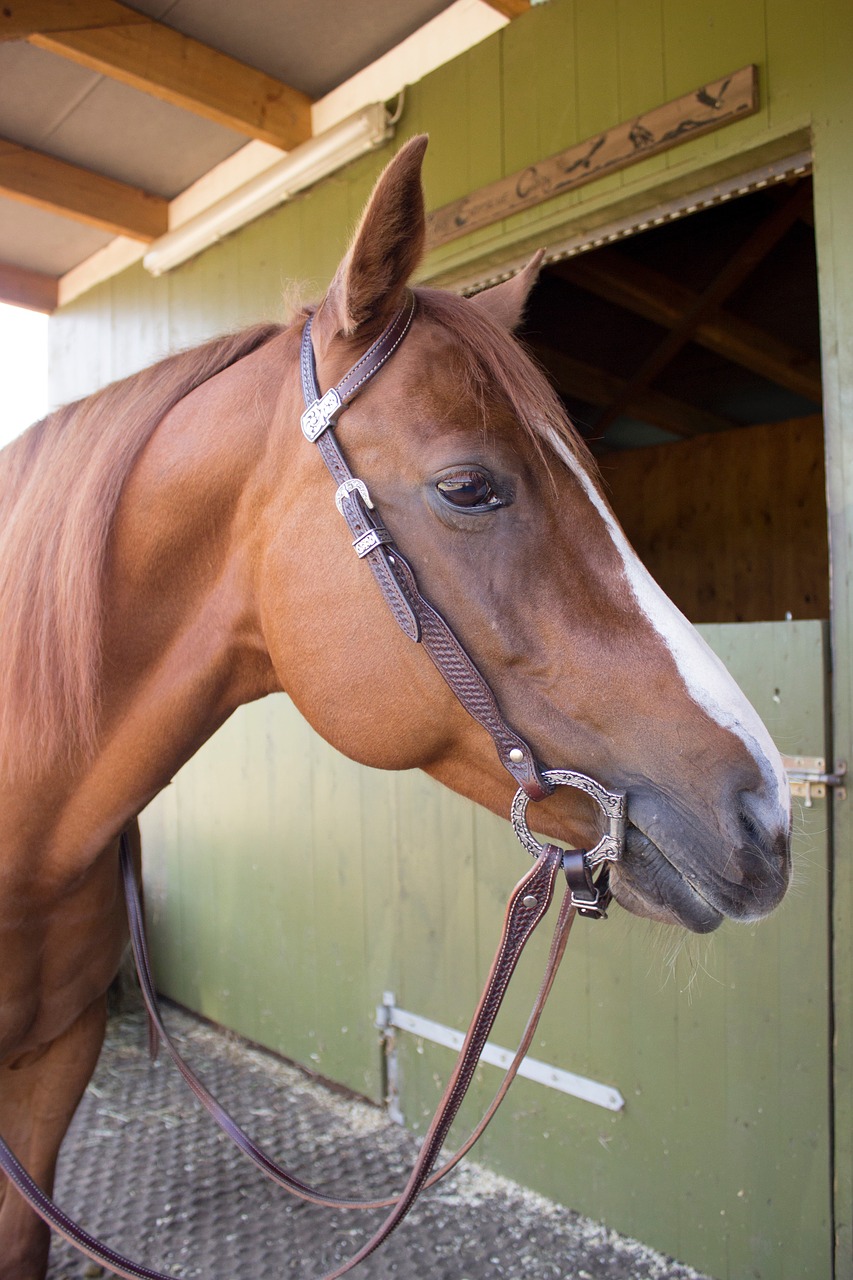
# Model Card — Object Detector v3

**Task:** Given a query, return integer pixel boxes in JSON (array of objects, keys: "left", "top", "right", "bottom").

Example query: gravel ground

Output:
[{"left": 45, "top": 1001, "right": 712, "bottom": 1280}]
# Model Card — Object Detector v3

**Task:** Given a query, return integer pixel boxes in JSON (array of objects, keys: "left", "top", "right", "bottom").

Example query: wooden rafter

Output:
[
  {"left": 0, "top": 260, "right": 58, "bottom": 312},
  {"left": 479, "top": 0, "right": 531, "bottom": 16},
  {"left": 531, "top": 342, "right": 734, "bottom": 439},
  {"left": 555, "top": 245, "right": 822, "bottom": 406},
  {"left": 593, "top": 181, "right": 814, "bottom": 434},
  {"left": 1, "top": 0, "right": 313, "bottom": 151},
  {"left": 0, "top": 137, "right": 168, "bottom": 239}
]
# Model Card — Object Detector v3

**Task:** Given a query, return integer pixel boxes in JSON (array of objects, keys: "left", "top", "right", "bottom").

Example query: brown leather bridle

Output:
[{"left": 0, "top": 293, "right": 626, "bottom": 1279}]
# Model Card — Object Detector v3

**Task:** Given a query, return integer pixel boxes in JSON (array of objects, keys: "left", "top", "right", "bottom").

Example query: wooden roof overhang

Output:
[{"left": 0, "top": 0, "right": 524, "bottom": 311}]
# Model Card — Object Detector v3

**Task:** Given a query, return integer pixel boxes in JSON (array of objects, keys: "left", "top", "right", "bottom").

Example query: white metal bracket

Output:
[{"left": 376, "top": 992, "right": 624, "bottom": 1116}]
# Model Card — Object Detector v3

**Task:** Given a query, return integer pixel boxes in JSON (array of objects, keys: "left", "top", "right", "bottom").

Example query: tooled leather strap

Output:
[
  {"left": 322, "top": 844, "right": 566, "bottom": 1278},
  {"left": 119, "top": 835, "right": 575, "bottom": 1211},
  {"left": 0, "top": 842, "right": 569, "bottom": 1280},
  {"left": 300, "top": 297, "right": 550, "bottom": 801}
]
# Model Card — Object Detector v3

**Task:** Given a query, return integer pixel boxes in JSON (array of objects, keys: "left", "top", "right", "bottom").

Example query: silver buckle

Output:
[
  {"left": 301, "top": 388, "right": 342, "bottom": 441},
  {"left": 335, "top": 478, "right": 374, "bottom": 515}
]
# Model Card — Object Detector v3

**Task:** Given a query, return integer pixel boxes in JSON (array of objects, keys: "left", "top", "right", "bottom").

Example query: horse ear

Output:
[
  {"left": 471, "top": 250, "right": 545, "bottom": 331},
  {"left": 318, "top": 134, "right": 428, "bottom": 338}
]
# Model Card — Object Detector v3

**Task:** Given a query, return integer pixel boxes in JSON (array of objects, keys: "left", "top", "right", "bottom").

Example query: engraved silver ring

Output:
[{"left": 510, "top": 768, "right": 627, "bottom": 866}]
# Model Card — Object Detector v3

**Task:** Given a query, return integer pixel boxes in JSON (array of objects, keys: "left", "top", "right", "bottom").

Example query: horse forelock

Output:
[
  {"left": 0, "top": 322, "right": 281, "bottom": 782},
  {"left": 412, "top": 287, "right": 598, "bottom": 484}
]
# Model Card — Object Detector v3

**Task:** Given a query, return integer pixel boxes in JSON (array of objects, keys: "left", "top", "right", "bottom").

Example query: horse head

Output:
[{"left": 260, "top": 135, "right": 791, "bottom": 935}]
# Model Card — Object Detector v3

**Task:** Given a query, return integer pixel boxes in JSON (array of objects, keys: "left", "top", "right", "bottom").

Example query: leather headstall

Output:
[{"left": 299, "top": 291, "right": 552, "bottom": 803}]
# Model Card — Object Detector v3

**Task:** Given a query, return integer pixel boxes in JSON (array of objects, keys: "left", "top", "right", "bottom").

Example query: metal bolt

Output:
[
  {"left": 509, "top": 747, "right": 524, "bottom": 763},
  {"left": 522, "top": 894, "right": 538, "bottom": 909}
]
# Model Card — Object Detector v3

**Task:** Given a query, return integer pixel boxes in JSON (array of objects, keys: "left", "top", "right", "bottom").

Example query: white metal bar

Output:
[{"left": 382, "top": 1001, "right": 624, "bottom": 1112}]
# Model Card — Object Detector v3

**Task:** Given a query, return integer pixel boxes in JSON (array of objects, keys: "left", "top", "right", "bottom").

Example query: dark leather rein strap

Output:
[
  {"left": 0, "top": 838, "right": 576, "bottom": 1280},
  {"left": 117, "top": 833, "right": 576, "bottom": 1214}
]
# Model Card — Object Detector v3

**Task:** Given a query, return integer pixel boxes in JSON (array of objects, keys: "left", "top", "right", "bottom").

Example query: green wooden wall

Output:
[
  {"left": 140, "top": 622, "right": 831, "bottom": 1280},
  {"left": 48, "top": 2, "right": 853, "bottom": 1275}
]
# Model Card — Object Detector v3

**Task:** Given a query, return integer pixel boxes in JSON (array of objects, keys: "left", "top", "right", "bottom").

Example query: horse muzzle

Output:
[{"left": 610, "top": 791, "right": 792, "bottom": 933}]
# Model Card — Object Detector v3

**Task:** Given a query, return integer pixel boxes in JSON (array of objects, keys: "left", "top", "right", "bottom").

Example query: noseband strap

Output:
[{"left": 299, "top": 294, "right": 551, "bottom": 801}]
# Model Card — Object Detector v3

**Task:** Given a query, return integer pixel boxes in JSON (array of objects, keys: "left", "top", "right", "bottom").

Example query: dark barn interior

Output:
[{"left": 519, "top": 176, "right": 827, "bottom": 625}]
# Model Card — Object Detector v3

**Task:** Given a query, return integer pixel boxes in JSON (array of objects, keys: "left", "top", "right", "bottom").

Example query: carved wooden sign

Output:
[{"left": 427, "top": 66, "right": 758, "bottom": 249}]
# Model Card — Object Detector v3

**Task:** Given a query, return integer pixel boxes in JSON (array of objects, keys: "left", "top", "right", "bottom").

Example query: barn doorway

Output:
[
  {"left": 518, "top": 174, "right": 826, "bottom": 627},
  {"left": 490, "top": 173, "right": 834, "bottom": 1277}
]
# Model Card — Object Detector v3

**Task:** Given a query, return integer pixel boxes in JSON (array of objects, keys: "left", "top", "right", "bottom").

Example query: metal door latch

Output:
[{"left": 782, "top": 755, "right": 847, "bottom": 806}]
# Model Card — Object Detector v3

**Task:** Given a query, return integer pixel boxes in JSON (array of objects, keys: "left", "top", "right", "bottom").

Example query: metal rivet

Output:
[
  {"left": 522, "top": 894, "right": 538, "bottom": 909},
  {"left": 509, "top": 747, "right": 524, "bottom": 763}
]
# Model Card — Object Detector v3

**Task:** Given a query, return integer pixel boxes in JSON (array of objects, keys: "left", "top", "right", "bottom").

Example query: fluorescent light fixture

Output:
[{"left": 143, "top": 103, "right": 395, "bottom": 276}]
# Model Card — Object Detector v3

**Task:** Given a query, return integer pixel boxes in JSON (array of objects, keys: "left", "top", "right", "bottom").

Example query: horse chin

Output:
[{"left": 609, "top": 826, "right": 724, "bottom": 935}]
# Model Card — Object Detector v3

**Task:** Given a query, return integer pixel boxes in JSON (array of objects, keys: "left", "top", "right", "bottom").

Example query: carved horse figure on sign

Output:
[{"left": 0, "top": 136, "right": 790, "bottom": 1279}]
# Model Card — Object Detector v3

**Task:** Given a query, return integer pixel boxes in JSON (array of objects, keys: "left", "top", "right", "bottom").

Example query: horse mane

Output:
[{"left": 0, "top": 323, "right": 281, "bottom": 781}]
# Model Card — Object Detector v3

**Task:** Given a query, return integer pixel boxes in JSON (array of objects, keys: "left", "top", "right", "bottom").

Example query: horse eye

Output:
[{"left": 436, "top": 471, "right": 503, "bottom": 509}]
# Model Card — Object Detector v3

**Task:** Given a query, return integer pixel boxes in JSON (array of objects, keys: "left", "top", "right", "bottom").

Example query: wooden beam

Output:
[
  {"left": 1, "top": 0, "right": 313, "bottom": 151},
  {"left": 530, "top": 342, "right": 734, "bottom": 439},
  {"left": 479, "top": 0, "right": 531, "bottom": 16},
  {"left": 593, "top": 182, "right": 813, "bottom": 434},
  {"left": 0, "top": 137, "right": 168, "bottom": 239},
  {"left": 0, "top": 260, "right": 58, "bottom": 312},
  {"left": 556, "top": 246, "right": 822, "bottom": 405}
]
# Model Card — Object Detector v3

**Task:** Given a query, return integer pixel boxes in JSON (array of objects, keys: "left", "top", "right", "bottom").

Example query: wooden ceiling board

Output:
[
  {"left": 0, "top": 42, "right": 245, "bottom": 199},
  {"left": 0, "top": 194, "right": 112, "bottom": 275},
  {"left": 124, "top": 0, "right": 460, "bottom": 99}
]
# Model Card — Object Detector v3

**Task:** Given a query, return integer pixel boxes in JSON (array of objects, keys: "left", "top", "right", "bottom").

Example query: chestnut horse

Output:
[{"left": 0, "top": 136, "right": 790, "bottom": 1278}]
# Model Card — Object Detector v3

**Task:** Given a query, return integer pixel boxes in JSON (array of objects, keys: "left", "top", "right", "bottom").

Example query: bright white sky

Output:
[{"left": 0, "top": 302, "right": 49, "bottom": 450}]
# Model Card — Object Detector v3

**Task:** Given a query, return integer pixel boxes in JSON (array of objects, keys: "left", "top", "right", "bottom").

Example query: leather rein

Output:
[{"left": 0, "top": 291, "right": 626, "bottom": 1280}]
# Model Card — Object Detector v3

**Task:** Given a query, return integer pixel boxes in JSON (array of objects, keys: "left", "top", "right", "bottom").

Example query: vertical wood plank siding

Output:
[
  {"left": 47, "top": 2, "right": 852, "bottom": 1276},
  {"left": 140, "top": 623, "right": 831, "bottom": 1280},
  {"left": 601, "top": 416, "right": 829, "bottom": 623}
]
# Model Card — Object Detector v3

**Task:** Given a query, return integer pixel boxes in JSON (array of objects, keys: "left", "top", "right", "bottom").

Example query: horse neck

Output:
[{"left": 9, "top": 336, "right": 296, "bottom": 875}]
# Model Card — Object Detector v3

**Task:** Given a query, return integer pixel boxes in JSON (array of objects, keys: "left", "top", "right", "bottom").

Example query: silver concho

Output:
[{"left": 301, "top": 388, "right": 343, "bottom": 442}]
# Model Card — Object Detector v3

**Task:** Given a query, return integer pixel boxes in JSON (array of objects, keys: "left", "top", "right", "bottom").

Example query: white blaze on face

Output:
[{"left": 546, "top": 430, "right": 790, "bottom": 813}]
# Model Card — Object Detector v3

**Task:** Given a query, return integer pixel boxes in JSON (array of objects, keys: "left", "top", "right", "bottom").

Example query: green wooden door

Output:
[
  {"left": 142, "top": 620, "right": 833, "bottom": 1280},
  {"left": 384, "top": 621, "right": 832, "bottom": 1280}
]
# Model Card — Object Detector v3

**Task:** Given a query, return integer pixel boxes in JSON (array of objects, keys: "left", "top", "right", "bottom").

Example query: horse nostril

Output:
[
  {"left": 737, "top": 787, "right": 791, "bottom": 862},
  {"left": 738, "top": 801, "right": 766, "bottom": 850},
  {"left": 733, "top": 790, "right": 792, "bottom": 910}
]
